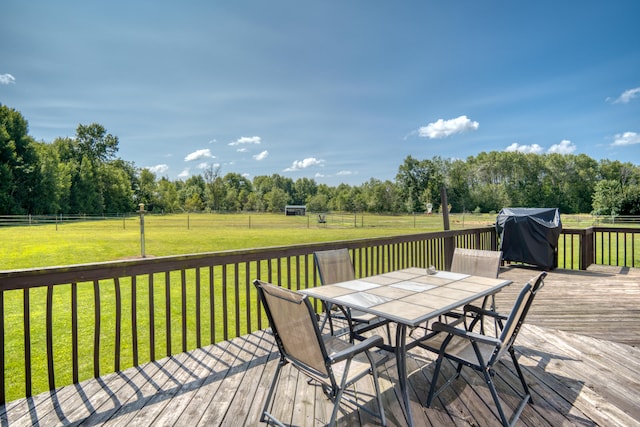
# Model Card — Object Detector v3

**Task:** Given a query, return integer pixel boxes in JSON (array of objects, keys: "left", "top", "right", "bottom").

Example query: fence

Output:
[
  {"left": 0, "top": 212, "right": 484, "bottom": 230},
  {"left": 0, "top": 214, "right": 134, "bottom": 230},
  {"left": 593, "top": 215, "right": 640, "bottom": 225},
  {"left": 1, "top": 212, "right": 611, "bottom": 230}
]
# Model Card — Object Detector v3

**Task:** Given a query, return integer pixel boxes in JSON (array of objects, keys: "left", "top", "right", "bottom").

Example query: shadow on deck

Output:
[{"left": 2, "top": 266, "right": 639, "bottom": 426}]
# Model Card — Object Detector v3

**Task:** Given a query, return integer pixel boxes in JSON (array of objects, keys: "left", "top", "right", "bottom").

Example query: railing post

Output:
[
  {"left": 580, "top": 227, "right": 595, "bottom": 270},
  {"left": 440, "top": 187, "right": 455, "bottom": 270},
  {"left": 488, "top": 227, "right": 496, "bottom": 251}
]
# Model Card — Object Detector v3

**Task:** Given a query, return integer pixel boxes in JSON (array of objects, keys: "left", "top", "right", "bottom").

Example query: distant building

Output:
[{"left": 285, "top": 205, "right": 306, "bottom": 216}]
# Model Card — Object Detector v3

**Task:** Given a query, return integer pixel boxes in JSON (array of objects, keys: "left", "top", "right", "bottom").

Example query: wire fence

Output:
[
  {"left": 0, "top": 212, "right": 489, "bottom": 230},
  {"left": 1, "top": 212, "right": 633, "bottom": 231}
]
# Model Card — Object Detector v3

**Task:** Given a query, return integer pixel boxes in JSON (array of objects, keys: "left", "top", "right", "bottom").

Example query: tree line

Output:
[{"left": 2, "top": 104, "right": 639, "bottom": 216}]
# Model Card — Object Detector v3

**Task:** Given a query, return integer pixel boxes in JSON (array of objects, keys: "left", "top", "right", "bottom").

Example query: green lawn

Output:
[
  {"left": 1, "top": 212, "right": 453, "bottom": 400},
  {"left": 2, "top": 212, "right": 598, "bottom": 270},
  {"left": 1, "top": 212, "right": 490, "bottom": 269}
]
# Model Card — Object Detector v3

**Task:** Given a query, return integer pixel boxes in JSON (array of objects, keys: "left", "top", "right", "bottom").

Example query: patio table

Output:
[{"left": 299, "top": 266, "right": 512, "bottom": 426}]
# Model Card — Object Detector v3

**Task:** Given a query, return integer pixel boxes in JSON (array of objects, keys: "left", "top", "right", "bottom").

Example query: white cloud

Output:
[
  {"left": 197, "top": 162, "right": 209, "bottom": 169},
  {"left": 147, "top": 164, "right": 169, "bottom": 174},
  {"left": 612, "top": 131, "right": 640, "bottom": 146},
  {"left": 418, "top": 115, "right": 479, "bottom": 139},
  {"left": 229, "top": 136, "right": 261, "bottom": 146},
  {"left": 0, "top": 74, "right": 15, "bottom": 85},
  {"left": 315, "top": 172, "right": 325, "bottom": 178},
  {"left": 548, "top": 139, "right": 576, "bottom": 154},
  {"left": 178, "top": 168, "right": 190, "bottom": 179},
  {"left": 613, "top": 87, "right": 640, "bottom": 104},
  {"left": 237, "top": 148, "right": 248, "bottom": 153},
  {"left": 283, "top": 157, "right": 324, "bottom": 172},
  {"left": 505, "top": 143, "right": 544, "bottom": 154},
  {"left": 337, "top": 170, "right": 355, "bottom": 176},
  {"left": 242, "top": 172, "right": 251, "bottom": 178},
  {"left": 253, "top": 150, "right": 269, "bottom": 161},
  {"left": 184, "top": 148, "right": 214, "bottom": 162}
]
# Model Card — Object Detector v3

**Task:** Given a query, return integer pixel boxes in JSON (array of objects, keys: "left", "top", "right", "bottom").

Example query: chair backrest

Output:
[
  {"left": 492, "top": 272, "right": 546, "bottom": 363},
  {"left": 314, "top": 248, "right": 356, "bottom": 285},
  {"left": 253, "top": 280, "right": 329, "bottom": 377},
  {"left": 450, "top": 248, "right": 502, "bottom": 278}
]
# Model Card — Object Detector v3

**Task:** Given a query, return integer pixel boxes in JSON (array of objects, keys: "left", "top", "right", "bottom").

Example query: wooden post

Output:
[
  {"left": 139, "top": 203, "right": 146, "bottom": 258},
  {"left": 441, "top": 187, "right": 455, "bottom": 270},
  {"left": 581, "top": 227, "right": 594, "bottom": 270},
  {"left": 441, "top": 187, "right": 450, "bottom": 231}
]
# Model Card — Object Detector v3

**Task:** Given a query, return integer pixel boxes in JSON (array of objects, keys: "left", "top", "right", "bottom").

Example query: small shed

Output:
[
  {"left": 285, "top": 205, "right": 306, "bottom": 216},
  {"left": 496, "top": 207, "right": 562, "bottom": 270}
]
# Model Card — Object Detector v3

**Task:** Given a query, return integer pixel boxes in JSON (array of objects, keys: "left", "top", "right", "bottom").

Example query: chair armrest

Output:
[
  {"left": 329, "top": 335, "right": 384, "bottom": 363},
  {"left": 431, "top": 322, "right": 502, "bottom": 347},
  {"left": 464, "top": 304, "right": 507, "bottom": 320}
]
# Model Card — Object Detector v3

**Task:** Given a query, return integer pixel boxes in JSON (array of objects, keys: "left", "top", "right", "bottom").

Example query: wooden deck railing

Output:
[
  {"left": 0, "top": 225, "right": 638, "bottom": 404},
  {"left": 0, "top": 227, "right": 495, "bottom": 404},
  {"left": 556, "top": 227, "right": 639, "bottom": 269}
]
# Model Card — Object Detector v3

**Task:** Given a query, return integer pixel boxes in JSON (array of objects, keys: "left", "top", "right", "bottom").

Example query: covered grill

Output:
[{"left": 496, "top": 207, "right": 562, "bottom": 270}]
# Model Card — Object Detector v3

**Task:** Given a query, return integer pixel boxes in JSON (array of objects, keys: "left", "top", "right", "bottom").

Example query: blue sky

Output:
[{"left": 2, "top": 1, "right": 639, "bottom": 186}]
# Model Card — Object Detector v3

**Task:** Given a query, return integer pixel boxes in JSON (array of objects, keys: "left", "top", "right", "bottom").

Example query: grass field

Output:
[
  {"left": 0, "top": 212, "right": 602, "bottom": 402},
  {"left": 1, "top": 212, "right": 598, "bottom": 270}
]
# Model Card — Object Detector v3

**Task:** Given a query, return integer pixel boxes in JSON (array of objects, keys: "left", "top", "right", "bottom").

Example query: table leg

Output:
[{"left": 395, "top": 324, "right": 414, "bottom": 427}]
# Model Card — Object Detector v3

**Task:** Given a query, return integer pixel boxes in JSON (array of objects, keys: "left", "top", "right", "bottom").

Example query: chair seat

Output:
[
  {"left": 419, "top": 331, "right": 495, "bottom": 367},
  {"left": 322, "top": 336, "right": 389, "bottom": 385},
  {"left": 333, "top": 309, "right": 379, "bottom": 323},
  {"left": 352, "top": 310, "right": 379, "bottom": 322}
]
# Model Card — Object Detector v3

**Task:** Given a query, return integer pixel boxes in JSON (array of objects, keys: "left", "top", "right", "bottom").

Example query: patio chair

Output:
[
  {"left": 418, "top": 272, "right": 546, "bottom": 427},
  {"left": 314, "top": 249, "right": 390, "bottom": 341},
  {"left": 450, "top": 248, "right": 502, "bottom": 278},
  {"left": 253, "top": 280, "right": 388, "bottom": 427},
  {"left": 447, "top": 248, "right": 503, "bottom": 329},
  {"left": 463, "top": 271, "right": 545, "bottom": 336}
]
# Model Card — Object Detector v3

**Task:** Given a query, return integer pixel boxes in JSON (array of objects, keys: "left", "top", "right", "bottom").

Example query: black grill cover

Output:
[{"left": 496, "top": 208, "right": 562, "bottom": 269}]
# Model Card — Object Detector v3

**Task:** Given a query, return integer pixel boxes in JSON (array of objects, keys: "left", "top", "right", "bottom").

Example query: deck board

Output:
[{"left": 2, "top": 265, "right": 640, "bottom": 426}]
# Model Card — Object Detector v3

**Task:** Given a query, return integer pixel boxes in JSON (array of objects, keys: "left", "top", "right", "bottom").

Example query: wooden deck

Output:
[{"left": 2, "top": 265, "right": 639, "bottom": 426}]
